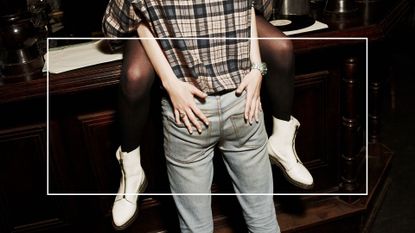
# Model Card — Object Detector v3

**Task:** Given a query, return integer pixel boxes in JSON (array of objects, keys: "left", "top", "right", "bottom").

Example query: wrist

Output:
[
  {"left": 250, "top": 68, "right": 262, "bottom": 77},
  {"left": 162, "top": 77, "right": 178, "bottom": 92}
]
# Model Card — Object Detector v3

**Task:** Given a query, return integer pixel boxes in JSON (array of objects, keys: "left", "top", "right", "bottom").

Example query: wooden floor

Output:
[
  {"left": 369, "top": 32, "right": 415, "bottom": 233},
  {"left": 107, "top": 143, "right": 390, "bottom": 233},
  {"left": 210, "top": 144, "right": 392, "bottom": 233}
]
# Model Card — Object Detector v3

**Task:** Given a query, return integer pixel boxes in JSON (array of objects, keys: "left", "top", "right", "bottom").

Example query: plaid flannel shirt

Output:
[{"left": 103, "top": 0, "right": 272, "bottom": 94}]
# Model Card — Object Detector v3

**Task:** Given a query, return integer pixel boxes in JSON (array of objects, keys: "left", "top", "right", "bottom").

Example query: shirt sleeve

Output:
[
  {"left": 102, "top": 0, "right": 142, "bottom": 37},
  {"left": 252, "top": 0, "right": 273, "bottom": 20},
  {"left": 102, "top": 0, "right": 142, "bottom": 51}
]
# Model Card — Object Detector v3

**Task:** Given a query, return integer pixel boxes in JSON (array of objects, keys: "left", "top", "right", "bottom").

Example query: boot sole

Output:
[
  {"left": 269, "top": 156, "right": 314, "bottom": 190},
  {"left": 112, "top": 176, "right": 148, "bottom": 231}
]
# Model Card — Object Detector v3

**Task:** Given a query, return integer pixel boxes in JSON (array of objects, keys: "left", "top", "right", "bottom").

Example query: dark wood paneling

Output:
[
  {"left": 293, "top": 71, "right": 339, "bottom": 191},
  {"left": 78, "top": 111, "right": 119, "bottom": 192},
  {"left": 0, "top": 124, "right": 70, "bottom": 233}
]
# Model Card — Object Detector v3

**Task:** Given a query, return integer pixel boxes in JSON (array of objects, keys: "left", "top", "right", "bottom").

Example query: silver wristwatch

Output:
[{"left": 251, "top": 62, "right": 268, "bottom": 76}]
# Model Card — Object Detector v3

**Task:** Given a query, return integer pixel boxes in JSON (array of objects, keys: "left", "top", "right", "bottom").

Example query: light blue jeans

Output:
[{"left": 161, "top": 90, "right": 280, "bottom": 233}]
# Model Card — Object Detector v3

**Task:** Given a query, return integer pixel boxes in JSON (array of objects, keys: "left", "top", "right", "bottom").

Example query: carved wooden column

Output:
[
  {"left": 368, "top": 44, "right": 384, "bottom": 144},
  {"left": 369, "top": 75, "right": 381, "bottom": 143},
  {"left": 340, "top": 56, "right": 362, "bottom": 194}
]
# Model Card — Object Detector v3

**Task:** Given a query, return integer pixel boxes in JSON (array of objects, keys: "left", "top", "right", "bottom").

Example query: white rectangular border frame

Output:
[{"left": 46, "top": 37, "right": 369, "bottom": 196}]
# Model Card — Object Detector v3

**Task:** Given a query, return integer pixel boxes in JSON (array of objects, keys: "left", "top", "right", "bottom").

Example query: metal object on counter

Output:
[
  {"left": 324, "top": 0, "right": 358, "bottom": 14},
  {"left": 0, "top": 0, "right": 44, "bottom": 84}
]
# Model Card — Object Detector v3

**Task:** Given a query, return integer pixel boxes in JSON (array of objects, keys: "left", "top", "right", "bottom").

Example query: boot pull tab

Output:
[
  {"left": 119, "top": 157, "right": 127, "bottom": 199},
  {"left": 292, "top": 126, "right": 303, "bottom": 164}
]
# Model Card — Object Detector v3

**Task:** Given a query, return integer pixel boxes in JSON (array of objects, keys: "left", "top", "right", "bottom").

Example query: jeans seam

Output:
[{"left": 216, "top": 96, "right": 223, "bottom": 138}]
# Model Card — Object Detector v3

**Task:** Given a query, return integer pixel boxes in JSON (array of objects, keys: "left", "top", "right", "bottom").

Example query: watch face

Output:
[
  {"left": 252, "top": 63, "right": 267, "bottom": 76},
  {"left": 261, "top": 63, "right": 267, "bottom": 75}
]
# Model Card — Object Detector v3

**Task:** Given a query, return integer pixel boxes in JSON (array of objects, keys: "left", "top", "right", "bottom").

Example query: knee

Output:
[
  {"left": 270, "top": 38, "right": 293, "bottom": 60},
  {"left": 277, "top": 38, "right": 293, "bottom": 55},
  {"left": 121, "top": 66, "right": 155, "bottom": 101},
  {"left": 261, "top": 36, "right": 294, "bottom": 65}
]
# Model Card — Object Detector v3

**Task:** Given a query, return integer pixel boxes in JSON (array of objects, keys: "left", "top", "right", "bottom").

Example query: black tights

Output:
[
  {"left": 256, "top": 15, "right": 294, "bottom": 121},
  {"left": 118, "top": 40, "right": 155, "bottom": 152},
  {"left": 119, "top": 16, "right": 294, "bottom": 152}
]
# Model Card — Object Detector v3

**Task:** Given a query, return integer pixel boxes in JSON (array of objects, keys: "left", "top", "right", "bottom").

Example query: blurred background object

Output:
[
  {"left": 0, "top": 0, "right": 44, "bottom": 84},
  {"left": 324, "top": 0, "right": 358, "bottom": 14}
]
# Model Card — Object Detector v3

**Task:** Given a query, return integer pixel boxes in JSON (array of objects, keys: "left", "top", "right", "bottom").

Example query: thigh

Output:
[
  {"left": 256, "top": 15, "right": 292, "bottom": 62},
  {"left": 219, "top": 92, "right": 271, "bottom": 194},
  {"left": 161, "top": 97, "right": 215, "bottom": 193},
  {"left": 161, "top": 98, "right": 216, "bottom": 233},
  {"left": 256, "top": 14, "right": 287, "bottom": 39},
  {"left": 219, "top": 95, "right": 279, "bottom": 232},
  {"left": 120, "top": 39, "right": 155, "bottom": 95},
  {"left": 220, "top": 115, "right": 272, "bottom": 194}
]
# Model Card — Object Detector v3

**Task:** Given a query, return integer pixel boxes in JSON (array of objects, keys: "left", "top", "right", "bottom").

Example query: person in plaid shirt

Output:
[{"left": 104, "top": 1, "right": 313, "bottom": 232}]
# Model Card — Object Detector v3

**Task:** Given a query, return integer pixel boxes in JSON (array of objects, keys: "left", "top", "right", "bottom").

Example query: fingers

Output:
[
  {"left": 240, "top": 71, "right": 262, "bottom": 123},
  {"left": 180, "top": 112, "right": 193, "bottom": 134},
  {"left": 246, "top": 97, "right": 262, "bottom": 124},
  {"left": 244, "top": 87, "right": 261, "bottom": 124},
  {"left": 254, "top": 98, "right": 261, "bottom": 123},
  {"left": 185, "top": 108, "right": 202, "bottom": 134},
  {"left": 189, "top": 85, "right": 207, "bottom": 99},
  {"left": 192, "top": 106, "right": 210, "bottom": 127},
  {"left": 248, "top": 96, "right": 257, "bottom": 124},
  {"left": 236, "top": 79, "right": 247, "bottom": 95},
  {"left": 175, "top": 105, "right": 208, "bottom": 134},
  {"left": 244, "top": 89, "right": 253, "bottom": 122},
  {"left": 174, "top": 109, "right": 181, "bottom": 124},
  {"left": 170, "top": 84, "right": 210, "bottom": 134}
]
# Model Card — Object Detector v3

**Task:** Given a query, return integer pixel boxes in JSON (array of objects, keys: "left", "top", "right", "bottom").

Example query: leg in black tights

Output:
[
  {"left": 256, "top": 15, "right": 314, "bottom": 189},
  {"left": 256, "top": 15, "right": 294, "bottom": 121},
  {"left": 113, "top": 40, "right": 155, "bottom": 229},
  {"left": 119, "top": 39, "right": 155, "bottom": 152}
]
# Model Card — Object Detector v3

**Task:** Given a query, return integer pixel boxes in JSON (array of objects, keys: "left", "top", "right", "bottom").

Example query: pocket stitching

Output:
[{"left": 230, "top": 112, "right": 266, "bottom": 148}]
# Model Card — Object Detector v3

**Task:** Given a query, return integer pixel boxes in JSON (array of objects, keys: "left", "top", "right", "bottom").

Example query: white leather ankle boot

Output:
[
  {"left": 112, "top": 146, "right": 147, "bottom": 230},
  {"left": 268, "top": 116, "right": 314, "bottom": 189}
]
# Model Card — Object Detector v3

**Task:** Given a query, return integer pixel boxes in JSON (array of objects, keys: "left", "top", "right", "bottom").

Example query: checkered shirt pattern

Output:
[
  {"left": 254, "top": 0, "right": 273, "bottom": 20},
  {"left": 102, "top": 0, "right": 271, "bottom": 94}
]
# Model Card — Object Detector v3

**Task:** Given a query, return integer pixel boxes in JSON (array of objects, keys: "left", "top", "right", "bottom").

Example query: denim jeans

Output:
[{"left": 161, "top": 90, "right": 280, "bottom": 233}]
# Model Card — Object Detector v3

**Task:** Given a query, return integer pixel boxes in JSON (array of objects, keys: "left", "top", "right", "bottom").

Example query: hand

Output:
[
  {"left": 164, "top": 79, "right": 210, "bottom": 134},
  {"left": 235, "top": 69, "right": 263, "bottom": 124}
]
